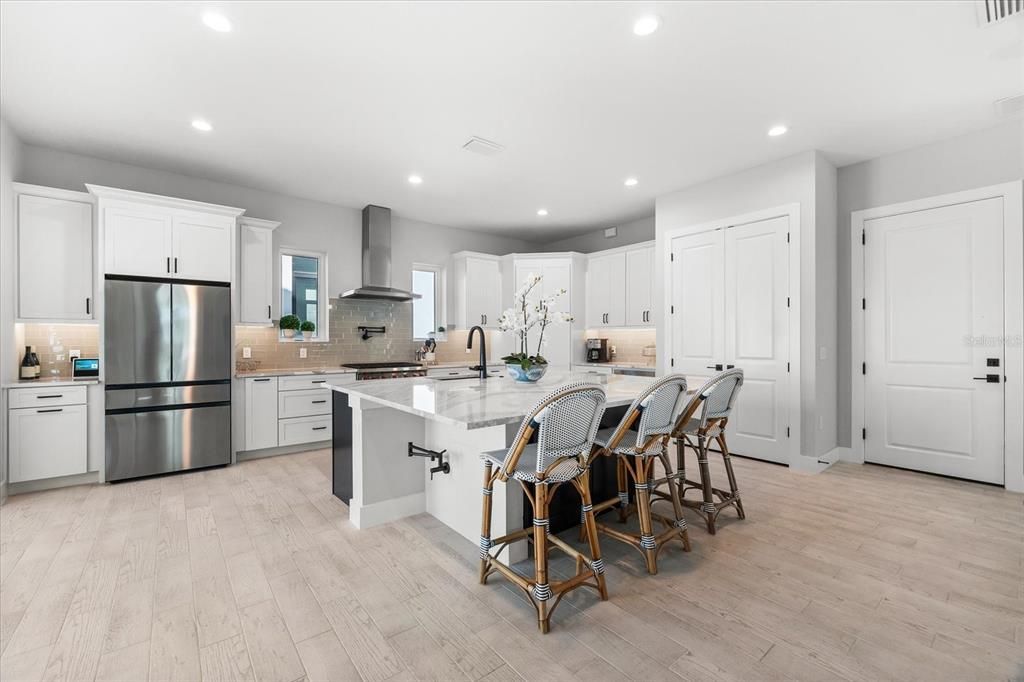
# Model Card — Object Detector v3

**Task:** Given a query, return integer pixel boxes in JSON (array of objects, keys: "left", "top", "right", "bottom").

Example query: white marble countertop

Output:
[
  {"left": 3, "top": 377, "right": 100, "bottom": 388},
  {"left": 236, "top": 367, "right": 357, "bottom": 378},
  {"left": 325, "top": 370, "right": 663, "bottom": 429},
  {"left": 574, "top": 361, "right": 657, "bottom": 370}
]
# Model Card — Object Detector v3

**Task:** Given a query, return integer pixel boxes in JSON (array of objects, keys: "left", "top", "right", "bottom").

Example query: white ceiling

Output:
[{"left": 1, "top": 1, "right": 1021, "bottom": 241}]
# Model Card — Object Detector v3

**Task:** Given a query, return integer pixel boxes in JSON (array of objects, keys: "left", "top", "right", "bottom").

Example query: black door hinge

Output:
[
  {"left": 786, "top": 361, "right": 790, "bottom": 373},
  {"left": 862, "top": 428, "right": 866, "bottom": 440},
  {"left": 786, "top": 297, "right": 790, "bottom": 308},
  {"left": 786, "top": 232, "right": 790, "bottom": 243},
  {"left": 670, "top": 358, "right": 675, "bottom": 367},
  {"left": 786, "top": 427, "right": 790, "bottom": 438},
  {"left": 862, "top": 362, "right": 866, "bottom": 375},
  {"left": 861, "top": 298, "right": 866, "bottom": 310},
  {"left": 861, "top": 230, "right": 865, "bottom": 245},
  {"left": 670, "top": 253, "right": 674, "bottom": 262},
  {"left": 670, "top": 305, "right": 674, "bottom": 314}
]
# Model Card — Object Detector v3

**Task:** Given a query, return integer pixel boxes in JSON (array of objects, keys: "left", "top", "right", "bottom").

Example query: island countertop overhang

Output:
[{"left": 323, "top": 372, "right": 664, "bottom": 430}]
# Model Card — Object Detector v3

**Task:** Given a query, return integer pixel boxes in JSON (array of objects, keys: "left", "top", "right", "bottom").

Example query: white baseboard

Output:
[
  {"left": 832, "top": 446, "right": 855, "bottom": 463},
  {"left": 7, "top": 471, "right": 100, "bottom": 496},
  {"left": 349, "top": 491, "right": 426, "bottom": 529},
  {"left": 789, "top": 447, "right": 846, "bottom": 474}
]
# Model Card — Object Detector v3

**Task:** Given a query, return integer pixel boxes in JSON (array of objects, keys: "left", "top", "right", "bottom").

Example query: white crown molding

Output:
[
  {"left": 13, "top": 182, "right": 94, "bottom": 204},
  {"left": 85, "top": 184, "right": 245, "bottom": 217},
  {"left": 239, "top": 217, "right": 281, "bottom": 231}
]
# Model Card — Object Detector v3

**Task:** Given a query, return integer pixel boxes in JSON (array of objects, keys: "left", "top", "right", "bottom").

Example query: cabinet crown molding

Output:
[
  {"left": 13, "top": 182, "right": 94, "bottom": 203},
  {"left": 239, "top": 217, "right": 281, "bottom": 231},
  {"left": 586, "top": 239, "right": 655, "bottom": 259},
  {"left": 85, "top": 184, "right": 246, "bottom": 217}
]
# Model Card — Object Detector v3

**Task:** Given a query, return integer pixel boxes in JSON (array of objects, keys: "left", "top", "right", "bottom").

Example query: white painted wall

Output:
[
  {"left": 0, "top": 118, "right": 25, "bottom": 503},
  {"left": 836, "top": 120, "right": 1024, "bottom": 447},
  {"left": 17, "top": 144, "right": 538, "bottom": 316},
  {"left": 542, "top": 215, "right": 655, "bottom": 253},
  {"left": 655, "top": 151, "right": 837, "bottom": 461}
]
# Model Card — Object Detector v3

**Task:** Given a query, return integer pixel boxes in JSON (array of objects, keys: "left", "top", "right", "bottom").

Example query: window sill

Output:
[{"left": 278, "top": 336, "right": 330, "bottom": 344}]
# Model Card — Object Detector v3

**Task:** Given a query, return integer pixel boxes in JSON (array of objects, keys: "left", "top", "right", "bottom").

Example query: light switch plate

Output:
[
  {"left": 242, "top": 347, "right": 252, "bottom": 359},
  {"left": 299, "top": 348, "right": 308, "bottom": 359}
]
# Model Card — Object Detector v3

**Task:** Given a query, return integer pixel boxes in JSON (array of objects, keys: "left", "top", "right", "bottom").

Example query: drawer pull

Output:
[
  {"left": 312, "top": 380, "right": 326, "bottom": 384},
  {"left": 37, "top": 408, "right": 63, "bottom": 413},
  {"left": 312, "top": 426, "right": 327, "bottom": 431},
  {"left": 37, "top": 394, "right": 63, "bottom": 399},
  {"left": 311, "top": 400, "right": 327, "bottom": 404},
  {"left": 253, "top": 378, "right": 271, "bottom": 382}
]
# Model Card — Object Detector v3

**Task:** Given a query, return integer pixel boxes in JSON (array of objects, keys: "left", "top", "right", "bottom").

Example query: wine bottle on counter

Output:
[
  {"left": 20, "top": 346, "right": 36, "bottom": 380},
  {"left": 31, "top": 347, "right": 41, "bottom": 378}
]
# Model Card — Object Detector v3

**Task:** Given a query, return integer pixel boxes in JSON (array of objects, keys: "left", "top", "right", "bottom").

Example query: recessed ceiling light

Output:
[
  {"left": 537, "top": 209, "right": 548, "bottom": 217},
  {"left": 633, "top": 15, "right": 661, "bottom": 37},
  {"left": 202, "top": 11, "right": 232, "bottom": 33},
  {"left": 768, "top": 125, "right": 788, "bottom": 137},
  {"left": 624, "top": 177, "right": 639, "bottom": 187},
  {"left": 191, "top": 119, "right": 213, "bottom": 132},
  {"left": 408, "top": 175, "right": 423, "bottom": 185}
]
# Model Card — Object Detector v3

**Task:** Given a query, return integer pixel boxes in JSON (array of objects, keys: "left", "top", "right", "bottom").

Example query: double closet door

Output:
[{"left": 669, "top": 215, "right": 791, "bottom": 464}]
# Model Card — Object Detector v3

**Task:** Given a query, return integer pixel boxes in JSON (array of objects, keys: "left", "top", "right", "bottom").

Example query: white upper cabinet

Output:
[
  {"left": 586, "top": 251, "right": 626, "bottom": 327},
  {"left": 587, "top": 242, "right": 655, "bottom": 328},
  {"left": 89, "top": 185, "right": 244, "bottom": 282},
  {"left": 625, "top": 245, "right": 654, "bottom": 326},
  {"left": 15, "top": 184, "right": 95, "bottom": 320},
  {"left": 239, "top": 217, "right": 279, "bottom": 325},
  {"left": 104, "top": 204, "right": 174, "bottom": 277},
  {"left": 172, "top": 214, "right": 233, "bottom": 281},
  {"left": 449, "top": 252, "right": 502, "bottom": 329}
]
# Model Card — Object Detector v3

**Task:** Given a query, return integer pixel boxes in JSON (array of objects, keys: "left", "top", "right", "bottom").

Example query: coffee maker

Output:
[{"left": 586, "top": 338, "right": 611, "bottom": 363}]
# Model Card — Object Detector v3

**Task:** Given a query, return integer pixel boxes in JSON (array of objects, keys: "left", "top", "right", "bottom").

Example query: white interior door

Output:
[
  {"left": 864, "top": 198, "right": 1004, "bottom": 484},
  {"left": 724, "top": 217, "right": 790, "bottom": 464},
  {"left": 670, "top": 229, "right": 724, "bottom": 388}
]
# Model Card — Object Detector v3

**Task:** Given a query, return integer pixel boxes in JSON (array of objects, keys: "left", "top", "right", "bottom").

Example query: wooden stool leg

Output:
[
  {"left": 696, "top": 434, "right": 717, "bottom": 534},
  {"left": 633, "top": 456, "right": 659, "bottom": 575},
  {"left": 577, "top": 470, "right": 608, "bottom": 600},
  {"left": 675, "top": 437, "right": 688, "bottom": 497},
  {"left": 616, "top": 455, "right": 629, "bottom": 523},
  {"left": 479, "top": 461, "right": 494, "bottom": 584},
  {"left": 658, "top": 451, "right": 691, "bottom": 552},
  {"left": 718, "top": 433, "right": 745, "bottom": 520},
  {"left": 533, "top": 482, "right": 551, "bottom": 633}
]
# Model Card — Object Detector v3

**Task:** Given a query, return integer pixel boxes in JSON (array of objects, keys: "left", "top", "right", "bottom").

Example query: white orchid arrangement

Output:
[{"left": 498, "top": 273, "right": 573, "bottom": 369}]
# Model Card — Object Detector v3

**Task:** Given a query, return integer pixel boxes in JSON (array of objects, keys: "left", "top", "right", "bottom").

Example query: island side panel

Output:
[
  {"left": 424, "top": 420, "right": 527, "bottom": 564},
  {"left": 348, "top": 396, "right": 427, "bottom": 528}
]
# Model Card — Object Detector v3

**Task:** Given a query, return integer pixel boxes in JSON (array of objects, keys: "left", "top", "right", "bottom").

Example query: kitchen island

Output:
[{"left": 325, "top": 371, "right": 660, "bottom": 559}]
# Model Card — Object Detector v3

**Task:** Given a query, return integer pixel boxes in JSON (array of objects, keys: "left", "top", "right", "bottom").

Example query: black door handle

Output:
[
  {"left": 972, "top": 375, "right": 1000, "bottom": 383},
  {"left": 705, "top": 364, "right": 723, "bottom": 371},
  {"left": 167, "top": 257, "right": 171, "bottom": 273},
  {"left": 268, "top": 305, "right": 271, "bottom": 319},
  {"left": 173, "top": 257, "right": 178, "bottom": 273},
  {"left": 726, "top": 364, "right": 735, "bottom": 369},
  {"left": 86, "top": 297, "right": 90, "bottom": 314}
]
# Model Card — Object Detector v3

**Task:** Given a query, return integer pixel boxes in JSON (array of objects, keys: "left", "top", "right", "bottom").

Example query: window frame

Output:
[
  {"left": 278, "top": 246, "right": 329, "bottom": 342},
  {"left": 411, "top": 263, "right": 444, "bottom": 341}
]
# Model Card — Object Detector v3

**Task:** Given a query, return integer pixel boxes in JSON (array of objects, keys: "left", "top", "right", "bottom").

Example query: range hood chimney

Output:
[{"left": 340, "top": 205, "right": 420, "bottom": 302}]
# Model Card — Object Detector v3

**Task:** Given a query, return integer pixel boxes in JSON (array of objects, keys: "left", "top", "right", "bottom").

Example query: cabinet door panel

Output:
[
  {"left": 239, "top": 225, "right": 273, "bottom": 323},
  {"left": 173, "top": 215, "right": 232, "bottom": 282},
  {"left": 9, "top": 405, "right": 88, "bottom": 482},
  {"left": 245, "top": 378, "right": 278, "bottom": 450},
  {"left": 626, "top": 247, "right": 653, "bottom": 327},
  {"left": 18, "top": 194, "right": 94, "bottom": 320},
  {"left": 605, "top": 252, "right": 627, "bottom": 326},
  {"left": 104, "top": 205, "right": 173, "bottom": 278},
  {"left": 586, "top": 256, "right": 608, "bottom": 327},
  {"left": 465, "top": 257, "right": 500, "bottom": 327}
]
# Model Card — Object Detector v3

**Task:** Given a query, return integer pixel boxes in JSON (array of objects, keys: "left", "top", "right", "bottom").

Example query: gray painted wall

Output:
[
  {"left": 0, "top": 118, "right": 24, "bottom": 503},
  {"left": 542, "top": 215, "right": 655, "bottom": 253},
  {"left": 836, "top": 119, "right": 1024, "bottom": 447},
  {"left": 17, "top": 144, "right": 538, "bottom": 312}
]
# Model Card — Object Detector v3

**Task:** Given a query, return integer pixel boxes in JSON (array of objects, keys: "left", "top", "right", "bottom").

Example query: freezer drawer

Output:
[{"left": 106, "top": 404, "right": 230, "bottom": 481}]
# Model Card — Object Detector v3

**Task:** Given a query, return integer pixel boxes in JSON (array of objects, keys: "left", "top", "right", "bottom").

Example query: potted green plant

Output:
[
  {"left": 295, "top": 319, "right": 315, "bottom": 341},
  {"left": 498, "top": 273, "right": 572, "bottom": 382},
  {"left": 279, "top": 314, "right": 300, "bottom": 339}
]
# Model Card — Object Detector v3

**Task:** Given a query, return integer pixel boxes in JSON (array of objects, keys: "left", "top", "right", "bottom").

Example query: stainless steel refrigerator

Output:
[{"left": 105, "top": 277, "right": 231, "bottom": 481}]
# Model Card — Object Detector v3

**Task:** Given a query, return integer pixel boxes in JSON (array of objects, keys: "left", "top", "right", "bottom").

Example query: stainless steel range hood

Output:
[{"left": 340, "top": 205, "right": 420, "bottom": 301}]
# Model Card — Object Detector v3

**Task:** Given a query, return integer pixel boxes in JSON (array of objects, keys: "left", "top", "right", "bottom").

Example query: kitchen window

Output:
[
  {"left": 280, "top": 247, "right": 328, "bottom": 341},
  {"left": 412, "top": 264, "right": 442, "bottom": 340}
]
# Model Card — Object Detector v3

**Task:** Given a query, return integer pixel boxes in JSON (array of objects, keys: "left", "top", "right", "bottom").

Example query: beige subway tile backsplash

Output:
[
  {"left": 584, "top": 328, "right": 656, "bottom": 365},
  {"left": 19, "top": 323, "right": 100, "bottom": 378}
]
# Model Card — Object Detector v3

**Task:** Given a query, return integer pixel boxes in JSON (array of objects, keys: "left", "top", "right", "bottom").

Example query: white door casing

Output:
[
  {"left": 863, "top": 198, "right": 1005, "bottom": 484},
  {"left": 851, "top": 182, "right": 1023, "bottom": 492}
]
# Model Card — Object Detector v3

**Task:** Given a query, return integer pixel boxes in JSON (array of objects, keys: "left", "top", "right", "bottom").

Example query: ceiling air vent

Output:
[
  {"left": 978, "top": 0, "right": 1022, "bottom": 25},
  {"left": 462, "top": 136, "right": 505, "bottom": 156}
]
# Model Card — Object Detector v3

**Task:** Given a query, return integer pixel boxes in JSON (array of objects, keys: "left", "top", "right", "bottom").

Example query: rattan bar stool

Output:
[
  {"left": 584, "top": 375, "right": 692, "bottom": 575},
  {"left": 654, "top": 369, "right": 745, "bottom": 535},
  {"left": 478, "top": 382, "right": 608, "bottom": 633}
]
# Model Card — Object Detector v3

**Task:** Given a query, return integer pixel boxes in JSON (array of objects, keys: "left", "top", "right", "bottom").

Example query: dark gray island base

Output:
[{"left": 331, "top": 390, "right": 353, "bottom": 503}]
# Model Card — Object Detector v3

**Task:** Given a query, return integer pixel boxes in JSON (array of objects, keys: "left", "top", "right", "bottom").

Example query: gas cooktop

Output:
[{"left": 342, "top": 362, "right": 423, "bottom": 370}]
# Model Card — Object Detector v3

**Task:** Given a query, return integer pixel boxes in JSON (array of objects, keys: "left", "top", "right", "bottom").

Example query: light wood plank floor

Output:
[{"left": 1, "top": 449, "right": 1022, "bottom": 682}]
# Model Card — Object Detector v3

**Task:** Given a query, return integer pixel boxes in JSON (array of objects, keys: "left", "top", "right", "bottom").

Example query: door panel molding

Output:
[{"left": 850, "top": 181, "right": 1023, "bottom": 492}]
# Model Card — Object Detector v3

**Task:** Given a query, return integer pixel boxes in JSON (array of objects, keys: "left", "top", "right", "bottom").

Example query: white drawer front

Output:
[
  {"left": 278, "top": 415, "right": 331, "bottom": 446},
  {"left": 9, "top": 403, "right": 88, "bottom": 482},
  {"left": 9, "top": 385, "right": 88, "bottom": 409},
  {"left": 278, "top": 374, "right": 350, "bottom": 391},
  {"left": 278, "top": 388, "right": 331, "bottom": 419}
]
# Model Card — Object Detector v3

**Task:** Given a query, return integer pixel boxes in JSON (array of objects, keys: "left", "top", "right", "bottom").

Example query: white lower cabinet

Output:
[
  {"left": 8, "top": 391, "right": 88, "bottom": 483},
  {"left": 244, "top": 373, "right": 350, "bottom": 451},
  {"left": 244, "top": 377, "right": 279, "bottom": 450}
]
